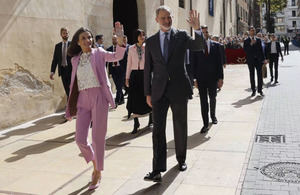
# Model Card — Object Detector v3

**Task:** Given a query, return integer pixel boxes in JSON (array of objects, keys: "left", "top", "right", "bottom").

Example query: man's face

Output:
[
  {"left": 61, "top": 30, "right": 69, "bottom": 41},
  {"left": 97, "top": 38, "right": 103, "bottom": 44},
  {"left": 202, "top": 28, "right": 209, "bottom": 40},
  {"left": 112, "top": 36, "right": 117, "bottom": 45},
  {"left": 271, "top": 35, "right": 276, "bottom": 41},
  {"left": 249, "top": 29, "right": 255, "bottom": 37},
  {"left": 156, "top": 10, "right": 172, "bottom": 31},
  {"left": 257, "top": 33, "right": 262, "bottom": 38},
  {"left": 123, "top": 37, "right": 128, "bottom": 44}
]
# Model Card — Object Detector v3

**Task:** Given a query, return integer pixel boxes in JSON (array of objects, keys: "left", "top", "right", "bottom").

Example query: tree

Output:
[{"left": 257, "top": 0, "right": 287, "bottom": 33}]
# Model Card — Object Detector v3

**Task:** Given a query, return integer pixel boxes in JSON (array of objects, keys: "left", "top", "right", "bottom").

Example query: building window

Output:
[
  {"left": 293, "top": 21, "right": 297, "bottom": 27},
  {"left": 179, "top": 0, "right": 185, "bottom": 8},
  {"left": 292, "top": 0, "right": 296, "bottom": 6},
  {"left": 292, "top": 10, "right": 296, "bottom": 17}
]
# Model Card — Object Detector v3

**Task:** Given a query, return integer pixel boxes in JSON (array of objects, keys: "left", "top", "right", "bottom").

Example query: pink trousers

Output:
[{"left": 75, "top": 87, "right": 108, "bottom": 171}]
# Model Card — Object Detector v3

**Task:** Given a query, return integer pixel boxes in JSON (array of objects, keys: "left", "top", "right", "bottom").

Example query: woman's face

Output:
[
  {"left": 78, "top": 31, "right": 93, "bottom": 51},
  {"left": 138, "top": 33, "right": 145, "bottom": 44}
]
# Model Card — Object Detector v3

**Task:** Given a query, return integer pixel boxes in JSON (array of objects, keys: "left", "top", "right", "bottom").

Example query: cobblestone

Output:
[{"left": 241, "top": 51, "right": 300, "bottom": 194}]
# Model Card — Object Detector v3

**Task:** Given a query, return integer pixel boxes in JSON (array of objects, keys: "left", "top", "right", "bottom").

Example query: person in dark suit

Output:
[
  {"left": 282, "top": 36, "right": 290, "bottom": 55},
  {"left": 191, "top": 27, "right": 224, "bottom": 134},
  {"left": 50, "top": 27, "right": 72, "bottom": 99},
  {"left": 243, "top": 26, "right": 266, "bottom": 97},
  {"left": 143, "top": 6, "right": 205, "bottom": 182},
  {"left": 107, "top": 35, "right": 125, "bottom": 105},
  {"left": 266, "top": 34, "right": 283, "bottom": 84},
  {"left": 212, "top": 35, "right": 226, "bottom": 68}
]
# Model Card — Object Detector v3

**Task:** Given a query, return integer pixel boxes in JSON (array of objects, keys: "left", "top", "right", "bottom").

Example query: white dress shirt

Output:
[
  {"left": 77, "top": 52, "right": 100, "bottom": 91},
  {"left": 271, "top": 41, "right": 277, "bottom": 54}
]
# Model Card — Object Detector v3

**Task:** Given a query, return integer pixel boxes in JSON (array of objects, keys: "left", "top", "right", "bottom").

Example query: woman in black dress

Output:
[{"left": 125, "top": 29, "right": 152, "bottom": 134}]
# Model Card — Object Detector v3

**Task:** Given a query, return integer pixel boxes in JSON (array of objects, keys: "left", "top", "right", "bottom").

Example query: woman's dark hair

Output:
[
  {"left": 133, "top": 29, "right": 145, "bottom": 44},
  {"left": 68, "top": 27, "right": 95, "bottom": 57}
]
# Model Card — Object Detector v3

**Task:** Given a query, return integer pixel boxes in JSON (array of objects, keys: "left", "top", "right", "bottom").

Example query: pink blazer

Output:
[
  {"left": 126, "top": 44, "right": 145, "bottom": 79},
  {"left": 65, "top": 46, "right": 126, "bottom": 118}
]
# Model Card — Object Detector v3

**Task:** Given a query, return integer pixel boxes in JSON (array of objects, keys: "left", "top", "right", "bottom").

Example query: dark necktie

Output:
[{"left": 163, "top": 32, "right": 169, "bottom": 62}]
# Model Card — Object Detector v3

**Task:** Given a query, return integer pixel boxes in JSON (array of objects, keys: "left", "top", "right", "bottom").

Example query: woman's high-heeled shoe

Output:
[{"left": 89, "top": 171, "right": 101, "bottom": 190}]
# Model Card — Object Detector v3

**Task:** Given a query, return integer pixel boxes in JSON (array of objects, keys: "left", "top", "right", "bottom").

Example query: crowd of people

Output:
[{"left": 49, "top": 5, "right": 289, "bottom": 191}]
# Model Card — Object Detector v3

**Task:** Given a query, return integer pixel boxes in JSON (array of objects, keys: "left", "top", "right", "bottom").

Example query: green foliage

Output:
[{"left": 257, "top": 0, "right": 287, "bottom": 13}]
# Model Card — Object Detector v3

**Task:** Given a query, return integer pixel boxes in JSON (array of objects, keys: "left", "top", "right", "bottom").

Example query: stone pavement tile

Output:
[
  {"left": 1, "top": 171, "right": 74, "bottom": 194},
  {"left": 183, "top": 151, "right": 246, "bottom": 188},
  {"left": 203, "top": 122, "right": 255, "bottom": 153},
  {"left": 174, "top": 184, "right": 236, "bottom": 195},
  {"left": 53, "top": 175, "right": 126, "bottom": 195}
]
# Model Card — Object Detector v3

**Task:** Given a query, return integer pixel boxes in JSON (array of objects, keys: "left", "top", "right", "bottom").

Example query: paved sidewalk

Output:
[
  {"left": 0, "top": 62, "right": 264, "bottom": 194},
  {"left": 241, "top": 50, "right": 300, "bottom": 195}
]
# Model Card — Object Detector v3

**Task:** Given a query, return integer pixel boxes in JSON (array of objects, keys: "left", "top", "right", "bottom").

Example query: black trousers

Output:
[
  {"left": 284, "top": 44, "right": 289, "bottom": 55},
  {"left": 247, "top": 61, "right": 263, "bottom": 93},
  {"left": 152, "top": 96, "right": 188, "bottom": 172},
  {"left": 111, "top": 66, "right": 124, "bottom": 103},
  {"left": 198, "top": 82, "right": 217, "bottom": 127},
  {"left": 269, "top": 54, "right": 279, "bottom": 81},
  {"left": 60, "top": 68, "right": 71, "bottom": 99}
]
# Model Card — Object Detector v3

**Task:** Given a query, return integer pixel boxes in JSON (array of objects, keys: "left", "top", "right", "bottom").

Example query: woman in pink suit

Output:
[{"left": 66, "top": 22, "right": 125, "bottom": 190}]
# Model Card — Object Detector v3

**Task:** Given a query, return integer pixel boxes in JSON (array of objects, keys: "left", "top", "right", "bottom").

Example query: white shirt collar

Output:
[{"left": 160, "top": 29, "right": 171, "bottom": 38}]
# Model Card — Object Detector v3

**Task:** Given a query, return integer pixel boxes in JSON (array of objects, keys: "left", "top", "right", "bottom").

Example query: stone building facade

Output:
[{"left": 0, "top": 0, "right": 236, "bottom": 129}]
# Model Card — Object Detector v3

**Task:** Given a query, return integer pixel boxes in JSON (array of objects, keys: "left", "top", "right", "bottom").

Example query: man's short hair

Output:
[
  {"left": 95, "top": 34, "right": 103, "bottom": 42},
  {"left": 156, "top": 5, "right": 172, "bottom": 16},
  {"left": 60, "top": 27, "right": 68, "bottom": 34},
  {"left": 201, "top": 25, "right": 208, "bottom": 29},
  {"left": 212, "top": 35, "right": 219, "bottom": 40},
  {"left": 249, "top": 26, "right": 255, "bottom": 31}
]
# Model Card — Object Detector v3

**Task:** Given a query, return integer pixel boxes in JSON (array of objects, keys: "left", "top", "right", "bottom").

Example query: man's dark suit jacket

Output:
[
  {"left": 265, "top": 41, "right": 283, "bottom": 59},
  {"left": 219, "top": 43, "right": 226, "bottom": 66},
  {"left": 144, "top": 28, "right": 205, "bottom": 102},
  {"left": 191, "top": 40, "right": 224, "bottom": 83},
  {"left": 51, "top": 41, "right": 72, "bottom": 76},
  {"left": 243, "top": 37, "right": 265, "bottom": 65}
]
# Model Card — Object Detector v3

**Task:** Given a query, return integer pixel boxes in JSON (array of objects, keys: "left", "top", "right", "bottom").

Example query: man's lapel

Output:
[{"left": 154, "top": 31, "right": 165, "bottom": 64}]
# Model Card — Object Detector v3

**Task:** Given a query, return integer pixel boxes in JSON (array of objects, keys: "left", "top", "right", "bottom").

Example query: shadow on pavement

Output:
[
  {"left": 5, "top": 132, "right": 75, "bottom": 162},
  {"left": 130, "top": 165, "right": 180, "bottom": 195},
  {"left": 0, "top": 114, "right": 67, "bottom": 142},
  {"left": 105, "top": 126, "right": 152, "bottom": 150},
  {"left": 231, "top": 95, "right": 263, "bottom": 108},
  {"left": 67, "top": 183, "right": 93, "bottom": 195},
  {"left": 167, "top": 132, "right": 211, "bottom": 158}
]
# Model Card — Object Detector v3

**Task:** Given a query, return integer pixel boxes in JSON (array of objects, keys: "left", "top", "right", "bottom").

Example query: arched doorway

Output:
[{"left": 113, "top": 0, "right": 139, "bottom": 44}]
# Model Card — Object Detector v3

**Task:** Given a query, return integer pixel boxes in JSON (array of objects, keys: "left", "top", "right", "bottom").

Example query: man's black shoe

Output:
[
  {"left": 258, "top": 91, "right": 264, "bottom": 96},
  {"left": 178, "top": 162, "right": 187, "bottom": 171},
  {"left": 275, "top": 81, "right": 279, "bottom": 84},
  {"left": 200, "top": 126, "right": 209, "bottom": 134},
  {"left": 212, "top": 117, "right": 218, "bottom": 124},
  {"left": 144, "top": 172, "right": 161, "bottom": 182},
  {"left": 251, "top": 91, "right": 256, "bottom": 97}
]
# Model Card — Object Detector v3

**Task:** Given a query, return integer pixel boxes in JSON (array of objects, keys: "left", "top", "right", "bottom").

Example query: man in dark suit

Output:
[
  {"left": 144, "top": 6, "right": 205, "bottom": 182},
  {"left": 266, "top": 34, "right": 284, "bottom": 84},
  {"left": 282, "top": 36, "right": 290, "bottom": 55},
  {"left": 243, "top": 26, "right": 266, "bottom": 97},
  {"left": 107, "top": 35, "right": 125, "bottom": 105},
  {"left": 50, "top": 27, "right": 72, "bottom": 99},
  {"left": 191, "top": 27, "right": 224, "bottom": 134}
]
